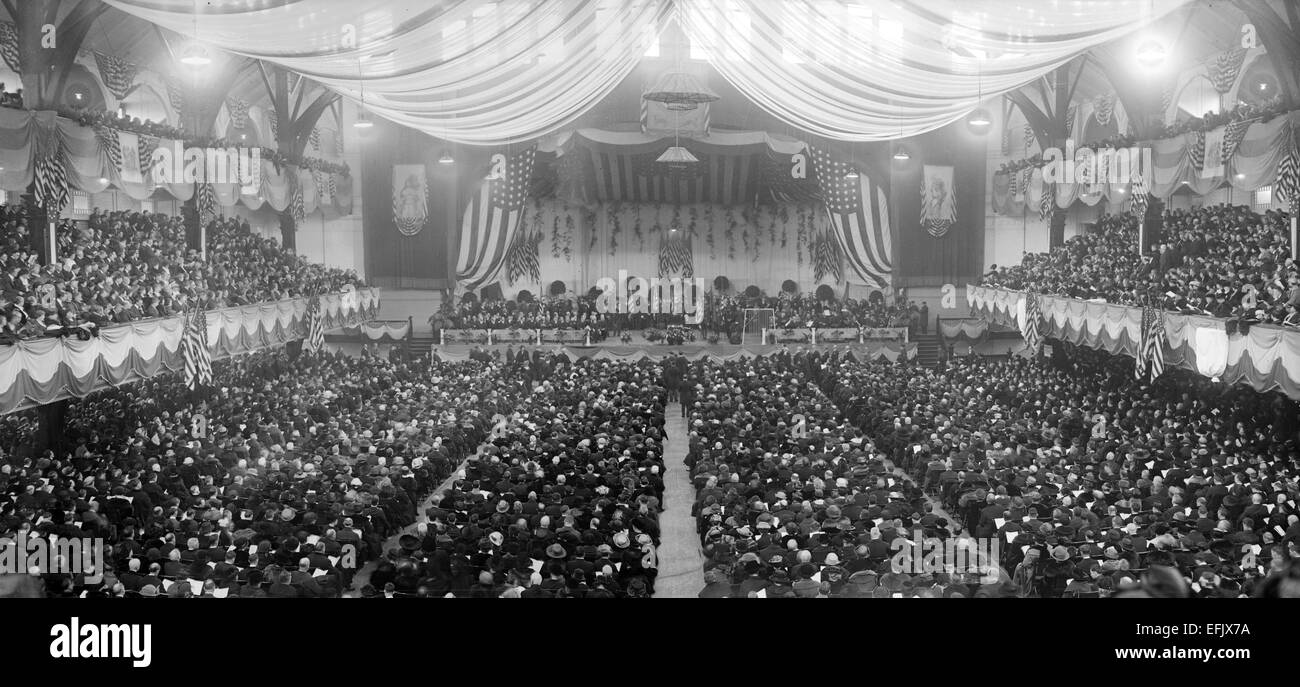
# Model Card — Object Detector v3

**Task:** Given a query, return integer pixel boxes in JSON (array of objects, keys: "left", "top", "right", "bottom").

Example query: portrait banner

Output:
[
  {"left": 393, "top": 164, "right": 428, "bottom": 236},
  {"left": 921, "top": 164, "right": 956, "bottom": 238}
]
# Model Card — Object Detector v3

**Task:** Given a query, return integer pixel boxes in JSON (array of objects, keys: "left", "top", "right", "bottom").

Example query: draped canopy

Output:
[{"left": 105, "top": 0, "right": 1189, "bottom": 145}]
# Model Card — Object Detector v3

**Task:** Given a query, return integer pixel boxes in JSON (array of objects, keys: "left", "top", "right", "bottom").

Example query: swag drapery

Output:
[
  {"left": 966, "top": 285, "right": 1300, "bottom": 401},
  {"left": 992, "top": 112, "right": 1300, "bottom": 214},
  {"left": 106, "top": 0, "right": 1188, "bottom": 144},
  {"left": 0, "top": 288, "right": 381, "bottom": 415},
  {"left": 0, "top": 108, "right": 353, "bottom": 217}
]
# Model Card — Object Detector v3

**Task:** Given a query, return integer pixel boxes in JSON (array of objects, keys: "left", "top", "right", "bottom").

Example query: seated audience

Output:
[{"left": 981, "top": 205, "right": 1299, "bottom": 327}]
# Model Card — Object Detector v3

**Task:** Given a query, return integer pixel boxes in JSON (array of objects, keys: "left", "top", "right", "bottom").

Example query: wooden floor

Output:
[{"left": 652, "top": 403, "right": 706, "bottom": 598}]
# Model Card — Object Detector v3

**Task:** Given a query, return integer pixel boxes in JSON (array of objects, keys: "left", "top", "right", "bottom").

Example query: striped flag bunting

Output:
[
  {"left": 165, "top": 80, "right": 185, "bottom": 120},
  {"left": 1092, "top": 93, "right": 1115, "bottom": 126},
  {"left": 1210, "top": 48, "right": 1247, "bottom": 94},
  {"left": 658, "top": 224, "right": 694, "bottom": 277},
  {"left": 94, "top": 123, "right": 122, "bottom": 177},
  {"left": 808, "top": 147, "right": 892, "bottom": 288},
  {"left": 1273, "top": 123, "right": 1299, "bottom": 209},
  {"left": 1137, "top": 306, "right": 1166, "bottom": 381},
  {"left": 181, "top": 309, "right": 213, "bottom": 390},
  {"left": 504, "top": 223, "right": 542, "bottom": 285},
  {"left": 1189, "top": 131, "right": 1205, "bottom": 171},
  {"left": 93, "top": 51, "right": 138, "bottom": 99},
  {"left": 0, "top": 21, "right": 18, "bottom": 72},
  {"left": 1131, "top": 172, "right": 1150, "bottom": 215},
  {"left": 456, "top": 147, "right": 538, "bottom": 292},
  {"left": 33, "top": 118, "right": 71, "bottom": 213},
  {"left": 225, "top": 98, "right": 250, "bottom": 130},
  {"left": 305, "top": 298, "right": 325, "bottom": 353},
  {"left": 289, "top": 173, "right": 305, "bottom": 221},
  {"left": 1039, "top": 180, "right": 1054, "bottom": 220},
  {"left": 811, "top": 228, "right": 844, "bottom": 284},
  {"left": 138, "top": 135, "right": 160, "bottom": 178},
  {"left": 1221, "top": 117, "right": 1255, "bottom": 164},
  {"left": 198, "top": 182, "right": 219, "bottom": 225},
  {"left": 589, "top": 147, "right": 755, "bottom": 205},
  {"left": 1021, "top": 293, "right": 1042, "bottom": 351}
]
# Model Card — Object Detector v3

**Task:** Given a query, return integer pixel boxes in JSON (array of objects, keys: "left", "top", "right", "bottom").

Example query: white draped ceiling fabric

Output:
[
  {"left": 678, "top": 0, "right": 1189, "bottom": 141},
  {"left": 106, "top": 0, "right": 1189, "bottom": 144}
]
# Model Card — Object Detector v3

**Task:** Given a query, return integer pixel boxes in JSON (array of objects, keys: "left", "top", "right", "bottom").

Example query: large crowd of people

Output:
[
  {"left": 981, "top": 205, "right": 1300, "bottom": 327},
  {"left": 683, "top": 346, "right": 1299, "bottom": 597},
  {"left": 4, "top": 333, "right": 1299, "bottom": 598},
  {"left": 703, "top": 292, "right": 918, "bottom": 338},
  {"left": 431, "top": 293, "right": 606, "bottom": 334},
  {"left": 0, "top": 347, "right": 519, "bottom": 598},
  {"left": 433, "top": 287, "right": 921, "bottom": 346},
  {"left": 361, "top": 354, "right": 667, "bottom": 598},
  {"left": 0, "top": 204, "right": 361, "bottom": 341}
]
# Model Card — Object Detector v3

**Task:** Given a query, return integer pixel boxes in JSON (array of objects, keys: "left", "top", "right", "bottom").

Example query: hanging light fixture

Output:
[
  {"left": 180, "top": 44, "right": 211, "bottom": 67},
  {"left": 353, "top": 54, "right": 374, "bottom": 129},
  {"left": 646, "top": 52, "right": 714, "bottom": 167},
  {"left": 438, "top": 150, "right": 455, "bottom": 165},
  {"left": 1136, "top": 39, "right": 1165, "bottom": 68},
  {"left": 967, "top": 58, "right": 991, "bottom": 133},
  {"left": 892, "top": 147, "right": 911, "bottom": 161},
  {"left": 180, "top": 3, "right": 210, "bottom": 67},
  {"left": 643, "top": 72, "right": 720, "bottom": 110},
  {"left": 657, "top": 145, "right": 699, "bottom": 165},
  {"left": 844, "top": 168, "right": 860, "bottom": 179}
]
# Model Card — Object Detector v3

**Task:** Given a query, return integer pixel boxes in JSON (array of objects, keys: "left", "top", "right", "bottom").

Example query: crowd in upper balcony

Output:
[
  {"left": 0, "top": 204, "right": 361, "bottom": 342},
  {"left": 981, "top": 205, "right": 1300, "bottom": 327}
]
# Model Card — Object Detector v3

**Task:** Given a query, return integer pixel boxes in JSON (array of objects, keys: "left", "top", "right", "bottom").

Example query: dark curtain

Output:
[
  {"left": 360, "top": 118, "right": 476, "bottom": 290},
  {"left": 891, "top": 124, "right": 987, "bottom": 286}
]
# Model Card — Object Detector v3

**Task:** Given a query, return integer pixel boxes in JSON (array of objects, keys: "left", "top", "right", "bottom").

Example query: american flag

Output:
[
  {"left": 181, "top": 309, "right": 212, "bottom": 390},
  {"left": 305, "top": 297, "right": 325, "bottom": 353},
  {"left": 1039, "top": 180, "right": 1054, "bottom": 220},
  {"left": 1021, "top": 293, "right": 1042, "bottom": 351},
  {"left": 1274, "top": 124, "right": 1299, "bottom": 214},
  {"left": 808, "top": 147, "right": 892, "bottom": 288},
  {"left": 1136, "top": 306, "right": 1165, "bottom": 381},
  {"left": 456, "top": 147, "right": 537, "bottom": 292},
  {"left": 1131, "top": 172, "right": 1150, "bottom": 215}
]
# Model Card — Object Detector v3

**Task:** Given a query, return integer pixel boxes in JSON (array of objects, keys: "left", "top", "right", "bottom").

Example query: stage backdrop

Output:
[
  {"left": 493, "top": 198, "right": 862, "bottom": 301},
  {"left": 892, "top": 125, "right": 987, "bottom": 286}
]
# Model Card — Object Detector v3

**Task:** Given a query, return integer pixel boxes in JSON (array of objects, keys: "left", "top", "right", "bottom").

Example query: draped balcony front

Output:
[
  {"left": 0, "top": 288, "right": 381, "bottom": 414},
  {"left": 967, "top": 285, "right": 1300, "bottom": 400}
]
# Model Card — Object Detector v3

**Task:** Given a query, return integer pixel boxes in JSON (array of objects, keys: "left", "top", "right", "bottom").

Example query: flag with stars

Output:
[
  {"left": 1136, "top": 306, "right": 1165, "bottom": 381},
  {"left": 809, "top": 147, "right": 893, "bottom": 288},
  {"left": 1021, "top": 292, "right": 1042, "bottom": 352},
  {"left": 456, "top": 147, "right": 537, "bottom": 292}
]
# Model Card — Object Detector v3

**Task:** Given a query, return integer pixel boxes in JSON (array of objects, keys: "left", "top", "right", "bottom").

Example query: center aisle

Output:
[{"left": 654, "top": 402, "right": 705, "bottom": 598}]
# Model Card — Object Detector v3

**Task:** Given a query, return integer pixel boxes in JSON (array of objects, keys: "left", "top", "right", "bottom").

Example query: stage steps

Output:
[
  {"left": 912, "top": 333, "right": 942, "bottom": 368},
  {"left": 408, "top": 337, "right": 437, "bottom": 357}
]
